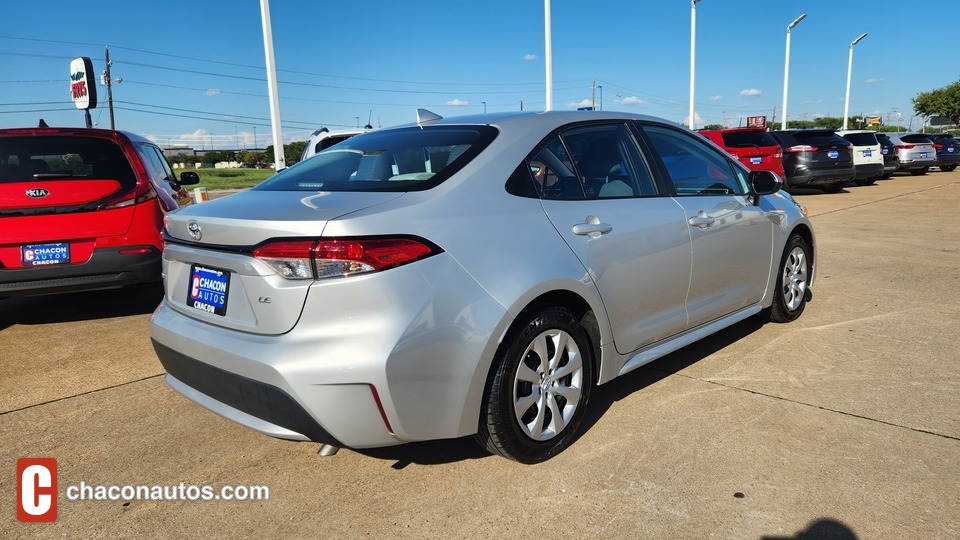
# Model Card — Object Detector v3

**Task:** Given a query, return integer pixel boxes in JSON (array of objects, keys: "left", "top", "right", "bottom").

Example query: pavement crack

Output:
[
  {"left": 643, "top": 367, "right": 960, "bottom": 443},
  {"left": 0, "top": 373, "right": 164, "bottom": 417}
]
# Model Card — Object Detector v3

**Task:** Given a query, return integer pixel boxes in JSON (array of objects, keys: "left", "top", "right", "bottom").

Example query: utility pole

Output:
[
  {"left": 591, "top": 80, "right": 596, "bottom": 111},
  {"left": 771, "top": 105, "right": 778, "bottom": 128},
  {"left": 104, "top": 46, "right": 115, "bottom": 129}
]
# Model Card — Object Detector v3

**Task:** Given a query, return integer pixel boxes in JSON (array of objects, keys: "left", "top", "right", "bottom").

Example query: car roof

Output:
[
  {"left": 393, "top": 110, "right": 681, "bottom": 133},
  {"left": 0, "top": 126, "right": 151, "bottom": 145}
]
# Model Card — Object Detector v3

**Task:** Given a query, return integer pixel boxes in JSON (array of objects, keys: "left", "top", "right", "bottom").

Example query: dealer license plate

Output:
[
  {"left": 828, "top": 151, "right": 839, "bottom": 159},
  {"left": 21, "top": 243, "right": 70, "bottom": 266},
  {"left": 920, "top": 152, "right": 928, "bottom": 158},
  {"left": 864, "top": 150, "right": 872, "bottom": 157},
  {"left": 187, "top": 264, "right": 230, "bottom": 316},
  {"left": 749, "top": 157, "right": 762, "bottom": 165}
]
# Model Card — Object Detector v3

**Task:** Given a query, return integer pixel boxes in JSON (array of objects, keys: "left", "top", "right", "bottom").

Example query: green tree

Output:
[
  {"left": 701, "top": 124, "right": 724, "bottom": 130},
  {"left": 285, "top": 141, "right": 307, "bottom": 165},
  {"left": 913, "top": 81, "right": 960, "bottom": 126}
]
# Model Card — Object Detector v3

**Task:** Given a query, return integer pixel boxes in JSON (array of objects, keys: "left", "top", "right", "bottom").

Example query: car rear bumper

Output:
[
  {"left": 0, "top": 246, "right": 160, "bottom": 297},
  {"left": 935, "top": 154, "right": 960, "bottom": 167},
  {"left": 853, "top": 163, "right": 884, "bottom": 180},
  {"left": 784, "top": 165, "right": 855, "bottom": 187},
  {"left": 896, "top": 157, "right": 935, "bottom": 171},
  {"left": 149, "top": 254, "right": 508, "bottom": 449}
]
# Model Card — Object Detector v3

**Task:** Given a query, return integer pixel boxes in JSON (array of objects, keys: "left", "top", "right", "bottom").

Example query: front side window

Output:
[
  {"left": 641, "top": 125, "right": 745, "bottom": 196},
  {"left": 255, "top": 126, "right": 497, "bottom": 192}
]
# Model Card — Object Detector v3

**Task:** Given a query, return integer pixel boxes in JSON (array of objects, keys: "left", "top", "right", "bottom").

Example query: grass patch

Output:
[{"left": 177, "top": 168, "right": 274, "bottom": 190}]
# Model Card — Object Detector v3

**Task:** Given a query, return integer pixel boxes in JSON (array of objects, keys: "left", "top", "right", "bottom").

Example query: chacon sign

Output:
[{"left": 69, "top": 57, "right": 97, "bottom": 110}]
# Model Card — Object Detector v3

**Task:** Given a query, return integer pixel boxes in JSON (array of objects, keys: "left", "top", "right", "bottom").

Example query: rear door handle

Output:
[
  {"left": 572, "top": 215, "right": 612, "bottom": 238},
  {"left": 688, "top": 210, "right": 716, "bottom": 228}
]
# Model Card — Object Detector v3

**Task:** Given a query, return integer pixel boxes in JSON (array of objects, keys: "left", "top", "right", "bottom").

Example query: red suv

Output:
[
  {"left": 0, "top": 127, "right": 198, "bottom": 297},
  {"left": 698, "top": 127, "right": 785, "bottom": 178}
]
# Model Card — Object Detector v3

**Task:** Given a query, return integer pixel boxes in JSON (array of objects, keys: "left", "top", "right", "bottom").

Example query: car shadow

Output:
[
  {"left": 0, "top": 285, "right": 163, "bottom": 330},
  {"left": 356, "top": 315, "right": 768, "bottom": 468}
]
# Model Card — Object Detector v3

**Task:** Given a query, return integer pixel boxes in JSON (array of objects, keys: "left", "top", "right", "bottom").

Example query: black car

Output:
[
  {"left": 875, "top": 133, "right": 898, "bottom": 179},
  {"left": 928, "top": 133, "right": 960, "bottom": 172},
  {"left": 771, "top": 130, "right": 856, "bottom": 193}
]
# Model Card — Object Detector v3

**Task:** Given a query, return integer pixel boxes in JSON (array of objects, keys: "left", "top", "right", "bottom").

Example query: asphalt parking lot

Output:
[{"left": 2, "top": 171, "right": 958, "bottom": 539}]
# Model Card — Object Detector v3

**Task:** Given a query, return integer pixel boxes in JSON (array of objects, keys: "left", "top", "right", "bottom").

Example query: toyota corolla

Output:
[{"left": 150, "top": 111, "right": 815, "bottom": 463}]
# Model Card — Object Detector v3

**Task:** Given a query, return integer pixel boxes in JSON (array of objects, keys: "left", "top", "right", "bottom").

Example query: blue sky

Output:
[{"left": 2, "top": 1, "right": 956, "bottom": 150}]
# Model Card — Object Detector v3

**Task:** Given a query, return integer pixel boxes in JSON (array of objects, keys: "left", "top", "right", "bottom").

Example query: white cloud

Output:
[
  {"left": 567, "top": 99, "right": 594, "bottom": 109},
  {"left": 710, "top": 95, "right": 722, "bottom": 101},
  {"left": 523, "top": 54, "right": 538, "bottom": 61},
  {"left": 740, "top": 88, "right": 762, "bottom": 97},
  {"left": 683, "top": 112, "right": 704, "bottom": 128},
  {"left": 618, "top": 96, "right": 645, "bottom": 106},
  {"left": 866, "top": 77, "right": 885, "bottom": 84},
  {"left": 206, "top": 89, "right": 220, "bottom": 96},
  {"left": 445, "top": 99, "right": 469, "bottom": 107}
]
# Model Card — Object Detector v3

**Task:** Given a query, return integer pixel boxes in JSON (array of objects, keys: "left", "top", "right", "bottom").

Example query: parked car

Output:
[
  {"left": 770, "top": 129, "right": 855, "bottom": 193},
  {"left": 927, "top": 133, "right": 960, "bottom": 172},
  {"left": 875, "top": 133, "right": 898, "bottom": 179},
  {"left": 151, "top": 110, "right": 816, "bottom": 463},
  {"left": 884, "top": 132, "right": 937, "bottom": 175},
  {"left": 300, "top": 126, "right": 373, "bottom": 161},
  {"left": 837, "top": 130, "right": 884, "bottom": 185},
  {"left": 697, "top": 127, "right": 785, "bottom": 177},
  {"left": 0, "top": 127, "right": 198, "bottom": 297}
]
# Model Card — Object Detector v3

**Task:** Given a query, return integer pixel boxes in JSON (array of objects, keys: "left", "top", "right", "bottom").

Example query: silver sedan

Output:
[{"left": 151, "top": 111, "right": 815, "bottom": 463}]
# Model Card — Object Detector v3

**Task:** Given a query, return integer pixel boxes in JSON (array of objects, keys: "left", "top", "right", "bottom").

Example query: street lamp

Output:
[
  {"left": 689, "top": 0, "right": 701, "bottom": 129},
  {"left": 781, "top": 13, "right": 807, "bottom": 130},
  {"left": 843, "top": 33, "right": 868, "bottom": 130},
  {"left": 597, "top": 86, "right": 602, "bottom": 111},
  {"left": 482, "top": 101, "right": 487, "bottom": 114}
]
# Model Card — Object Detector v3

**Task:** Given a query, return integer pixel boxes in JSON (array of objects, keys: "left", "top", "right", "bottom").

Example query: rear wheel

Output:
[
  {"left": 940, "top": 165, "right": 957, "bottom": 172},
  {"left": 476, "top": 306, "right": 593, "bottom": 463},
  {"left": 910, "top": 167, "right": 929, "bottom": 176},
  {"left": 854, "top": 178, "right": 876, "bottom": 186},
  {"left": 767, "top": 234, "right": 811, "bottom": 323},
  {"left": 820, "top": 182, "right": 845, "bottom": 193}
]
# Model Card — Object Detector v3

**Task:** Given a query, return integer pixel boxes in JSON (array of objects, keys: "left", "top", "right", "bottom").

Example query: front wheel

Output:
[
  {"left": 476, "top": 307, "right": 593, "bottom": 463},
  {"left": 910, "top": 167, "right": 929, "bottom": 176},
  {"left": 767, "top": 234, "right": 811, "bottom": 323},
  {"left": 820, "top": 182, "right": 845, "bottom": 193}
]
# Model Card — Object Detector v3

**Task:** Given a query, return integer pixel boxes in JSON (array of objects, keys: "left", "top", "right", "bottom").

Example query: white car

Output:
[
  {"left": 299, "top": 126, "right": 372, "bottom": 161},
  {"left": 837, "top": 130, "right": 884, "bottom": 186}
]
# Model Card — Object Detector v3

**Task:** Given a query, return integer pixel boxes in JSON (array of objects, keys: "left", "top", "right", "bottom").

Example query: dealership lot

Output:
[{"left": 2, "top": 172, "right": 958, "bottom": 538}]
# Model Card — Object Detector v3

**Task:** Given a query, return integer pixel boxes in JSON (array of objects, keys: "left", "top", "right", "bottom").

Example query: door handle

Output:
[
  {"left": 572, "top": 215, "right": 612, "bottom": 237},
  {"left": 688, "top": 211, "right": 716, "bottom": 229}
]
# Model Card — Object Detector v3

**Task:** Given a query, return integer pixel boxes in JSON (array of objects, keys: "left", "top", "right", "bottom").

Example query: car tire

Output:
[
  {"left": 820, "top": 182, "right": 845, "bottom": 193},
  {"left": 910, "top": 167, "right": 929, "bottom": 176},
  {"left": 476, "top": 306, "right": 593, "bottom": 463},
  {"left": 878, "top": 173, "right": 892, "bottom": 180},
  {"left": 854, "top": 178, "right": 876, "bottom": 186},
  {"left": 940, "top": 165, "right": 957, "bottom": 172},
  {"left": 767, "top": 234, "right": 811, "bottom": 323}
]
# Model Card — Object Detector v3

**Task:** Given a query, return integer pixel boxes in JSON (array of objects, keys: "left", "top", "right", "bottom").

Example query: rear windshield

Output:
[
  {"left": 256, "top": 125, "right": 498, "bottom": 192},
  {"left": 794, "top": 131, "right": 846, "bottom": 146},
  {"left": 901, "top": 134, "right": 933, "bottom": 144},
  {"left": 876, "top": 134, "right": 892, "bottom": 145},
  {"left": 841, "top": 133, "right": 879, "bottom": 146},
  {"left": 721, "top": 130, "right": 779, "bottom": 148},
  {"left": 0, "top": 135, "right": 135, "bottom": 188}
]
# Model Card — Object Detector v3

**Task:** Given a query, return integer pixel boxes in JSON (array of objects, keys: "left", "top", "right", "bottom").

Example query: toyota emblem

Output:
[{"left": 187, "top": 220, "right": 202, "bottom": 241}]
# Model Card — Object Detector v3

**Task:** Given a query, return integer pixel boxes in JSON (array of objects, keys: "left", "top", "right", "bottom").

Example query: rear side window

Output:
[
  {"left": 256, "top": 126, "right": 497, "bottom": 192},
  {"left": 721, "top": 130, "right": 779, "bottom": 148},
  {"left": 0, "top": 135, "right": 135, "bottom": 189},
  {"left": 841, "top": 133, "right": 879, "bottom": 146}
]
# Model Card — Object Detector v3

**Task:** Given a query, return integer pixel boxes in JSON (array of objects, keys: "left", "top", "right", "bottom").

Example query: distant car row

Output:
[{"left": 698, "top": 127, "right": 958, "bottom": 193}]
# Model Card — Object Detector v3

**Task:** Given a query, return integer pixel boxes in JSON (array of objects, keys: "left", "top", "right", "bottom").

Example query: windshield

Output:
[
  {"left": 841, "top": 133, "right": 879, "bottom": 146},
  {"left": 256, "top": 126, "right": 498, "bottom": 192}
]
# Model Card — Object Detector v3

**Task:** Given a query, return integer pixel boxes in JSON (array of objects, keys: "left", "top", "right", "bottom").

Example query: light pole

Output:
[
  {"left": 597, "top": 86, "right": 603, "bottom": 111},
  {"left": 781, "top": 13, "right": 807, "bottom": 130},
  {"left": 689, "top": 0, "right": 701, "bottom": 129},
  {"left": 482, "top": 101, "right": 487, "bottom": 114},
  {"left": 843, "top": 33, "right": 868, "bottom": 130},
  {"left": 544, "top": 0, "right": 553, "bottom": 111}
]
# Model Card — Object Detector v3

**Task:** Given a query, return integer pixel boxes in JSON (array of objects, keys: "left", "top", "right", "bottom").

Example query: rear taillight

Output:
[
  {"left": 787, "top": 145, "right": 817, "bottom": 153},
  {"left": 253, "top": 237, "right": 439, "bottom": 280},
  {"left": 728, "top": 151, "right": 740, "bottom": 159},
  {"left": 896, "top": 144, "right": 915, "bottom": 150},
  {"left": 934, "top": 144, "right": 943, "bottom": 149},
  {"left": 99, "top": 182, "right": 157, "bottom": 210},
  {"left": 773, "top": 150, "right": 783, "bottom": 158}
]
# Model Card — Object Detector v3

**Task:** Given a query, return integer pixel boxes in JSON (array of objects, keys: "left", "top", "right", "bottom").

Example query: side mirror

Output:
[
  {"left": 178, "top": 171, "right": 200, "bottom": 186},
  {"left": 749, "top": 170, "right": 782, "bottom": 199}
]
